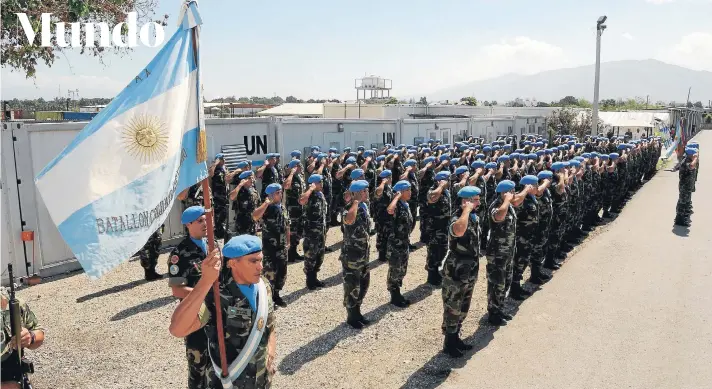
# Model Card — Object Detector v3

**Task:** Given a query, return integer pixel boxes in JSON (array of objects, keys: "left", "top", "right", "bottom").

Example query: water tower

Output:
[{"left": 355, "top": 75, "right": 392, "bottom": 103}]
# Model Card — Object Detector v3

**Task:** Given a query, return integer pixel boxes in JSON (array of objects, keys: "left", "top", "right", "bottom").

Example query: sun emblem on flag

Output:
[{"left": 121, "top": 114, "right": 169, "bottom": 163}]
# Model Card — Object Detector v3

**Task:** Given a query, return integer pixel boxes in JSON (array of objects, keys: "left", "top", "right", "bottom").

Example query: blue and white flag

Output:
[{"left": 35, "top": 2, "right": 206, "bottom": 279}]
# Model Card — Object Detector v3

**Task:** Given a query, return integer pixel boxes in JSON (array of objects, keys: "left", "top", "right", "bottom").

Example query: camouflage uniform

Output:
[
  {"left": 303, "top": 190, "right": 328, "bottom": 276},
  {"left": 138, "top": 225, "right": 164, "bottom": 270},
  {"left": 365, "top": 162, "right": 378, "bottom": 217},
  {"left": 532, "top": 188, "right": 553, "bottom": 269},
  {"left": 321, "top": 166, "right": 334, "bottom": 230},
  {"left": 486, "top": 197, "right": 517, "bottom": 317},
  {"left": 418, "top": 169, "right": 435, "bottom": 243},
  {"left": 545, "top": 181, "right": 568, "bottom": 261},
  {"left": 0, "top": 287, "right": 45, "bottom": 384},
  {"left": 234, "top": 186, "right": 261, "bottom": 236},
  {"left": 202, "top": 275, "right": 275, "bottom": 389},
  {"left": 285, "top": 170, "right": 305, "bottom": 252},
  {"left": 675, "top": 155, "right": 696, "bottom": 223},
  {"left": 387, "top": 200, "right": 413, "bottom": 291},
  {"left": 330, "top": 161, "right": 344, "bottom": 225},
  {"left": 601, "top": 166, "right": 618, "bottom": 216},
  {"left": 167, "top": 237, "right": 216, "bottom": 389},
  {"left": 262, "top": 204, "right": 290, "bottom": 292},
  {"left": 406, "top": 170, "right": 419, "bottom": 233},
  {"left": 340, "top": 202, "right": 372, "bottom": 309},
  {"left": 211, "top": 165, "right": 230, "bottom": 240},
  {"left": 512, "top": 194, "right": 539, "bottom": 284},
  {"left": 481, "top": 175, "right": 497, "bottom": 248},
  {"left": 425, "top": 185, "right": 451, "bottom": 273},
  {"left": 375, "top": 182, "right": 394, "bottom": 261},
  {"left": 260, "top": 164, "right": 279, "bottom": 199},
  {"left": 441, "top": 208, "right": 481, "bottom": 334}
]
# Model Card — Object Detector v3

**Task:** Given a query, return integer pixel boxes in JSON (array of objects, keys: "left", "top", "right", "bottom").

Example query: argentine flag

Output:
[{"left": 35, "top": 1, "right": 207, "bottom": 279}]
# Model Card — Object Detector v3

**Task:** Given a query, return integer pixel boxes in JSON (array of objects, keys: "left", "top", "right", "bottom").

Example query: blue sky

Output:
[{"left": 2, "top": 0, "right": 711, "bottom": 101}]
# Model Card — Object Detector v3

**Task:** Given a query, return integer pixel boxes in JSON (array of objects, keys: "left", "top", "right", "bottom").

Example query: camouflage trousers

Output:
[
  {"left": 186, "top": 344, "right": 210, "bottom": 389},
  {"left": 513, "top": 233, "right": 536, "bottom": 283},
  {"left": 235, "top": 216, "right": 257, "bottom": 236},
  {"left": 139, "top": 228, "right": 162, "bottom": 270},
  {"left": 214, "top": 201, "right": 230, "bottom": 240},
  {"left": 375, "top": 221, "right": 392, "bottom": 256},
  {"left": 386, "top": 248, "right": 410, "bottom": 291},
  {"left": 207, "top": 363, "right": 272, "bottom": 389},
  {"left": 546, "top": 210, "right": 567, "bottom": 257},
  {"left": 532, "top": 218, "right": 551, "bottom": 267},
  {"left": 486, "top": 248, "right": 514, "bottom": 316},
  {"left": 408, "top": 199, "right": 418, "bottom": 232},
  {"left": 676, "top": 188, "right": 693, "bottom": 219},
  {"left": 441, "top": 259, "right": 478, "bottom": 334},
  {"left": 419, "top": 207, "right": 430, "bottom": 243},
  {"left": 340, "top": 249, "right": 371, "bottom": 309},
  {"left": 425, "top": 244, "right": 447, "bottom": 272},
  {"left": 303, "top": 232, "right": 325, "bottom": 274},
  {"left": 263, "top": 247, "right": 288, "bottom": 292}
]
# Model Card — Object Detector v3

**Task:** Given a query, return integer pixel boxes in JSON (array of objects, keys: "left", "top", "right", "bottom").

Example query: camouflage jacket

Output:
[
  {"left": 388, "top": 200, "right": 413, "bottom": 252},
  {"left": 183, "top": 182, "right": 212, "bottom": 208},
  {"left": 446, "top": 208, "right": 481, "bottom": 260},
  {"left": 211, "top": 166, "right": 229, "bottom": 203},
  {"left": 516, "top": 194, "right": 539, "bottom": 230},
  {"left": 427, "top": 185, "right": 452, "bottom": 245},
  {"left": 1, "top": 288, "right": 44, "bottom": 365},
  {"left": 536, "top": 188, "right": 553, "bottom": 226},
  {"left": 201, "top": 275, "right": 275, "bottom": 389},
  {"left": 679, "top": 156, "right": 696, "bottom": 189},
  {"left": 418, "top": 169, "right": 435, "bottom": 203},
  {"left": 261, "top": 166, "right": 280, "bottom": 195},
  {"left": 234, "top": 186, "right": 261, "bottom": 224},
  {"left": 375, "top": 184, "right": 394, "bottom": 223},
  {"left": 261, "top": 204, "right": 289, "bottom": 252},
  {"left": 486, "top": 198, "right": 517, "bottom": 255},
  {"left": 167, "top": 236, "right": 220, "bottom": 288},
  {"left": 342, "top": 201, "right": 371, "bottom": 256},
  {"left": 304, "top": 191, "right": 328, "bottom": 235},
  {"left": 285, "top": 172, "right": 304, "bottom": 209}
]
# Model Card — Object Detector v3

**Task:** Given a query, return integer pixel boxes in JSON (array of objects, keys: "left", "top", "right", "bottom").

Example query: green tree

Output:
[
  {"left": 577, "top": 98, "right": 592, "bottom": 108},
  {"left": 536, "top": 101, "right": 550, "bottom": 107},
  {"left": 460, "top": 96, "right": 478, "bottom": 106},
  {"left": 694, "top": 101, "right": 703, "bottom": 108},
  {"left": 2, "top": 0, "right": 167, "bottom": 78},
  {"left": 558, "top": 96, "right": 579, "bottom": 106},
  {"left": 384, "top": 97, "right": 399, "bottom": 104},
  {"left": 418, "top": 96, "right": 428, "bottom": 105},
  {"left": 548, "top": 106, "right": 591, "bottom": 139}
]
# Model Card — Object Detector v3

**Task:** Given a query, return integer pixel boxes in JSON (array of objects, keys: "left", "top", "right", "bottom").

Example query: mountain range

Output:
[{"left": 424, "top": 60, "right": 712, "bottom": 105}]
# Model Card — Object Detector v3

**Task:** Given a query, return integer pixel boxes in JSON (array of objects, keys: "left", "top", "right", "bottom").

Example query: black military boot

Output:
[
  {"left": 355, "top": 306, "right": 371, "bottom": 326},
  {"left": 288, "top": 246, "right": 300, "bottom": 263},
  {"left": 487, "top": 312, "right": 508, "bottom": 326},
  {"left": 390, "top": 288, "right": 410, "bottom": 308},
  {"left": 426, "top": 270, "right": 442, "bottom": 287},
  {"left": 443, "top": 333, "right": 465, "bottom": 358},
  {"left": 144, "top": 267, "right": 162, "bottom": 281},
  {"left": 330, "top": 213, "right": 340, "bottom": 227},
  {"left": 543, "top": 254, "right": 561, "bottom": 270},
  {"left": 529, "top": 266, "right": 552, "bottom": 284},
  {"left": 409, "top": 243, "right": 417, "bottom": 251},
  {"left": 501, "top": 311, "right": 514, "bottom": 320},
  {"left": 346, "top": 308, "right": 364, "bottom": 329},
  {"left": 314, "top": 273, "right": 325, "bottom": 288},
  {"left": 377, "top": 250, "right": 387, "bottom": 262},
  {"left": 455, "top": 326, "right": 473, "bottom": 351},
  {"left": 509, "top": 282, "right": 532, "bottom": 300},
  {"left": 273, "top": 290, "right": 287, "bottom": 308},
  {"left": 306, "top": 272, "right": 320, "bottom": 290}
]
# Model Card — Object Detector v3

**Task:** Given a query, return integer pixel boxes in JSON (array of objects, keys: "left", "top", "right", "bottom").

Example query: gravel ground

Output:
[{"left": 18, "top": 207, "right": 621, "bottom": 389}]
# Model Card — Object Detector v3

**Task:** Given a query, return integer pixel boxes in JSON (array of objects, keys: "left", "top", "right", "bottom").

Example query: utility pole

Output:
[
  {"left": 686, "top": 87, "right": 691, "bottom": 107},
  {"left": 591, "top": 15, "right": 607, "bottom": 135}
]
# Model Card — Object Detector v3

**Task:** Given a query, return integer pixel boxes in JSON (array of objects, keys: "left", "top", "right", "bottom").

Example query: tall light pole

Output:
[{"left": 591, "top": 15, "right": 607, "bottom": 136}]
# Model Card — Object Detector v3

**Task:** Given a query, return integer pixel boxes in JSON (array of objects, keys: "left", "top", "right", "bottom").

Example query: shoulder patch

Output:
[
  {"left": 169, "top": 264, "right": 179, "bottom": 275},
  {"left": 170, "top": 255, "right": 179, "bottom": 264}
]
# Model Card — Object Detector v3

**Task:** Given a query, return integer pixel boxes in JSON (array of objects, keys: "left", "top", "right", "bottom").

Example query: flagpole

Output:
[{"left": 190, "top": 21, "right": 230, "bottom": 378}]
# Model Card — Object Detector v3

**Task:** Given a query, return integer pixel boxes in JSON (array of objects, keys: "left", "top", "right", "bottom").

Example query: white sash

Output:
[{"left": 209, "top": 279, "right": 269, "bottom": 389}]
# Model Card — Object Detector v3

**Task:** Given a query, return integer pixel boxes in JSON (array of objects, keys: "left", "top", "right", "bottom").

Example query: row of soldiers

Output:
[{"left": 150, "top": 133, "right": 666, "bottom": 387}]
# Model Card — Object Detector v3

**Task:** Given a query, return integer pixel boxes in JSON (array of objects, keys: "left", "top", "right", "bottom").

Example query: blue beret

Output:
[
  {"left": 471, "top": 161, "right": 486, "bottom": 169},
  {"left": 393, "top": 180, "right": 411, "bottom": 192},
  {"left": 688, "top": 143, "right": 699, "bottom": 149},
  {"left": 423, "top": 156, "right": 436, "bottom": 164},
  {"left": 468, "top": 146, "right": 477, "bottom": 151},
  {"left": 455, "top": 166, "right": 469, "bottom": 175},
  {"left": 496, "top": 180, "right": 516, "bottom": 193},
  {"left": 581, "top": 153, "right": 591, "bottom": 158},
  {"left": 364, "top": 150, "right": 375, "bottom": 157},
  {"left": 536, "top": 150, "right": 545, "bottom": 156},
  {"left": 527, "top": 153, "right": 538, "bottom": 160},
  {"left": 398, "top": 144, "right": 406, "bottom": 148},
  {"left": 265, "top": 183, "right": 282, "bottom": 195},
  {"left": 497, "top": 155, "right": 510, "bottom": 164},
  {"left": 610, "top": 153, "right": 619, "bottom": 160},
  {"left": 346, "top": 157, "right": 357, "bottom": 164},
  {"left": 483, "top": 146, "right": 492, "bottom": 152},
  {"left": 575, "top": 143, "right": 582, "bottom": 148},
  {"left": 376, "top": 155, "right": 386, "bottom": 162},
  {"left": 291, "top": 150, "right": 302, "bottom": 157},
  {"left": 349, "top": 152, "right": 358, "bottom": 157},
  {"left": 308, "top": 174, "right": 322, "bottom": 183},
  {"left": 567, "top": 141, "right": 575, "bottom": 146},
  {"left": 435, "top": 171, "right": 450, "bottom": 181},
  {"left": 329, "top": 147, "right": 338, "bottom": 153},
  {"left": 569, "top": 160, "right": 581, "bottom": 167},
  {"left": 288, "top": 160, "right": 300, "bottom": 169},
  {"left": 562, "top": 161, "right": 570, "bottom": 167},
  {"left": 544, "top": 149, "right": 552, "bottom": 155},
  {"left": 535, "top": 142, "right": 543, "bottom": 147},
  {"left": 439, "top": 154, "right": 451, "bottom": 162},
  {"left": 537, "top": 170, "right": 553, "bottom": 180},
  {"left": 493, "top": 145, "right": 501, "bottom": 151},
  {"left": 435, "top": 145, "right": 446, "bottom": 151},
  {"left": 349, "top": 180, "right": 369, "bottom": 192},
  {"left": 350, "top": 169, "right": 365, "bottom": 179},
  {"left": 520, "top": 175, "right": 538, "bottom": 186},
  {"left": 524, "top": 141, "right": 531, "bottom": 146},
  {"left": 515, "top": 149, "right": 524, "bottom": 153},
  {"left": 503, "top": 144, "right": 512, "bottom": 150},
  {"left": 617, "top": 144, "right": 627, "bottom": 150},
  {"left": 510, "top": 153, "right": 521, "bottom": 159},
  {"left": 311, "top": 146, "right": 320, "bottom": 151},
  {"left": 685, "top": 147, "right": 697, "bottom": 155},
  {"left": 311, "top": 151, "right": 320, "bottom": 158},
  {"left": 459, "top": 145, "right": 468, "bottom": 151},
  {"left": 457, "top": 186, "right": 482, "bottom": 198},
  {"left": 215, "top": 153, "right": 224, "bottom": 159},
  {"left": 551, "top": 162, "right": 565, "bottom": 171},
  {"left": 387, "top": 149, "right": 397, "bottom": 155},
  {"left": 485, "top": 162, "right": 497, "bottom": 169},
  {"left": 265, "top": 153, "right": 274, "bottom": 159},
  {"left": 476, "top": 153, "right": 485, "bottom": 160},
  {"left": 344, "top": 147, "right": 352, "bottom": 152},
  {"left": 574, "top": 156, "right": 585, "bottom": 162},
  {"left": 558, "top": 145, "right": 568, "bottom": 150},
  {"left": 422, "top": 147, "right": 431, "bottom": 153},
  {"left": 237, "top": 160, "right": 249, "bottom": 168},
  {"left": 357, "top": 146, "right": 365, "bottom": 151},
  {"left": 181, "top": 206, "right": 205, "bottom": 224},
  {"left": 404, "top": 159, "right": 417, "bottom": 167},
  {"left": 601, "top": 154, "right": 609, "bottom": 160},
  {"left": 274, "top": 153, "right": 280, "bottom": 158},
  {"left": 379, "top": 169, "right": 392, "bottom": 178},
  {"left": 239, "top": 170, "right": 253, "bottom": 179},
  {"left": 223, "top": 235, "right": 262, "bottom": 259},
  {"left": 317, "top": 152, "right": 328, "bottom": 160}
]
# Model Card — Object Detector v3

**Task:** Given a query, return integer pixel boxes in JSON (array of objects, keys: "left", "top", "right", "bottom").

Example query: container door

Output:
[
  {"left": 323, "top": 133, "right": 345, "bottom": 152},
  {"left": 440, "top": 128, "right": 451, "bottom": 144},
  {"left": 350, "top": 131, "right": 368, "bottom": 150},
  {"left": 426, "top": 129, "right": 441, "bottom": 143}
]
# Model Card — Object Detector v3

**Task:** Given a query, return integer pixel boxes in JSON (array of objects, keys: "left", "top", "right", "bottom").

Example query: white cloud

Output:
[
  {"left": 657, "top": 32, "right": 712, "bottom": 71},
  {"left": 622, "top": 32, "right": 635, "bottom": 41}
]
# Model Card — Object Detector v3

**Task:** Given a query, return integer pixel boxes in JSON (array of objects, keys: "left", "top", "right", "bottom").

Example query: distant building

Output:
[{"left": 79, "top": 105, "right": 108, "bottom": 113}]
